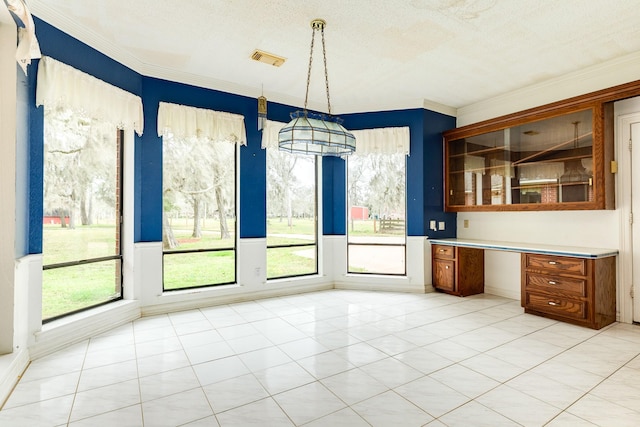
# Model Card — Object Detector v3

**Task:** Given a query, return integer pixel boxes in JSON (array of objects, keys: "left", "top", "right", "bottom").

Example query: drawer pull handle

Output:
[
  {"left": 548, "top": 281, "right": 557, "bottom": 285},
  {"left": 548, "top": 301, "right": 558, "bottom": 306},
  {"left": 439, "top": 249, "right": 445, "bottom": 252},
  {"left": 548, "top": 261, "right": 558, "bottom": 265},
  {"left": 445, "top": 266, "right": 449, "bottom": 269}
]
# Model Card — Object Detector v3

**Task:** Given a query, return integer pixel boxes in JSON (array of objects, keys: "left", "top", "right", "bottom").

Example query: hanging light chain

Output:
[
  {"left": 320, "top": 25, "right": 332, "bottom": 116},
  {"left": 302, "top": 23, "right": 317, "bottom": 111},
  {"left": 302, "top": 19, "right": 332, "bottom": 115}
]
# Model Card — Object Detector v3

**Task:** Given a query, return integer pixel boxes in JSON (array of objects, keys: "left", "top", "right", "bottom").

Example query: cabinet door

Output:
[{"left": 433, "top": 259, "right": 455, "bottom": 292}]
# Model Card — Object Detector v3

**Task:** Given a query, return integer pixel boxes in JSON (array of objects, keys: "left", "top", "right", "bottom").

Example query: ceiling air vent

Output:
[{"left": 251, "top": 49, "right": 286, "bottom": 67}]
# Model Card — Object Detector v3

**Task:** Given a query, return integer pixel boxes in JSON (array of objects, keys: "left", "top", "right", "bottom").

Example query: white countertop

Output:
[{"left": 428, "top": 238, "right": 618, "bottom": 259}]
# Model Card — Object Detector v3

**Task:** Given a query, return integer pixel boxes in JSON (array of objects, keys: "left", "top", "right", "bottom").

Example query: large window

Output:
[
  {"left": 42, "top": 107, "right": 123, "bottom": 321},
  {"left": 159, "top": 103, "right": 244, "bottom": 290},
  {"left": 266, "top": 149, "right": 317, "bottom": 279},
  {"left": 162, "top": 134, "right": 236, "bottom": 289},
  {"left": 36, "top": 56, "right": 142, "bottom": 322},
  {"left": 347, "top": 127, "right": 410, "bottom": 275}
]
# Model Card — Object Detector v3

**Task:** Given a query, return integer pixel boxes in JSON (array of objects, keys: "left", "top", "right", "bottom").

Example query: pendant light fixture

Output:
[{"left": 278, "top": 19, "right": 356, "bottom": 156}]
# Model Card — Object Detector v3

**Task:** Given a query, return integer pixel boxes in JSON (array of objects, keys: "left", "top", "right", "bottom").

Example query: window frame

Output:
[
  {"left": 266, "top": 152, "right": 319, "bottom": 280},
  {"left": 161, "top": 138, "right": 238, "bottom": 291},
  {"left": 346, "top": 152, "right": 407, "bottom": 276}
]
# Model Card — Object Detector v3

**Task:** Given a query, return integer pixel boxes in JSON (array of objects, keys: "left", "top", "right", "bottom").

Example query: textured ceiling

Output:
[{"left": 27, "top": 0, "right": 640, "bottom": 115}]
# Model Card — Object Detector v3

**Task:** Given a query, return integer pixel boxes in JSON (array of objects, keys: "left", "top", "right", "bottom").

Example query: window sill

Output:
[{"left": 32, "top": 300, "right": 140, "bottom": 360}]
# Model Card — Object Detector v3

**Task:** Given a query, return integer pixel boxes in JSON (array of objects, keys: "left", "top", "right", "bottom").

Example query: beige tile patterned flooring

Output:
[{"left": 1, "top": 289, "right": 640, "bottom": 426}]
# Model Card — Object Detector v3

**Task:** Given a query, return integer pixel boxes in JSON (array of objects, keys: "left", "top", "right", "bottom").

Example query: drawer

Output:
[
  {"left": 524, "top": 254, "right": 587, "bottom": 276},
  {"left": 525, "top": 292, "right": 587, "bottom": 321},
  {"left": 524, "top": 273, "right": 587, "bottom": 297},
  {"left": 433, "top": 244, "right": 454, "bottom": 259}
]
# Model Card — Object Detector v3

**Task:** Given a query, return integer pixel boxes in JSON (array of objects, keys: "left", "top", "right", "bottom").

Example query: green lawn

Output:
[
  {"left": 41, "top": 217, "right": 401, "bottom": 319},
  {"left": 42, "top": 258, "right": 121, "bottom": 319},
  {"left": 163, "top": 250, "right": 235, "bottom": 290}
]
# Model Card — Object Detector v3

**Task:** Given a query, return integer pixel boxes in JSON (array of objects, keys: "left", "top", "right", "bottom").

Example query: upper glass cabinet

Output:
[{"left": 443, "top": 103, "right": 614, "bottom": 212}]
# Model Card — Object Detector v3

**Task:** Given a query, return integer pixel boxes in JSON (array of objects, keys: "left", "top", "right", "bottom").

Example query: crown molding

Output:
[{"left": 422, "top": 99, "right": 457, "bottom": 117}]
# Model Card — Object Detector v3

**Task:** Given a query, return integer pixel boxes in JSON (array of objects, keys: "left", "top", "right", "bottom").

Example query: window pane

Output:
[
  {"left": 266, "top": 150, "right": 317, "bottom": 279},
  {"left": 266, "top": 246, "right": 316, "bottom": 278},
  {"left": 42, "top": 106, "right": 121, "bottom": 319},
  {"left": 163, "top": 250, "right": 235, "bottom": 290},
  {"left": 162, "top": 135, "right": 236, "bottom": 289},
  {"left": 347, "top": 153, "right": 406, "bottom": 275},
  {"left": 348, "top": 244, "right": 405, "bottom": 274},
  {"left": 43, "top": 260, "right": 121, "bottom": 320}
]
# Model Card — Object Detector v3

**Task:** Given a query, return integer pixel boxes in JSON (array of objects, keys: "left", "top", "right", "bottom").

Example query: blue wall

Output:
[
  {"left": 322, "top": 156, "right": 347, "bottom": 235},
  {"left": 26, "top": 17, "right": 457, "bottom": 256},
  {"left": 422, "top": 109, "right": 457, "bottom": 238},
  {"left": 32, "top": 18, "right": 142, "bottom": 96}
]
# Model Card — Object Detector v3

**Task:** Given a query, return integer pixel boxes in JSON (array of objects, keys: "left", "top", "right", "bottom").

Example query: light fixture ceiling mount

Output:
[{"left": 278, "top": 19, "right": 356, "bottom": 157}]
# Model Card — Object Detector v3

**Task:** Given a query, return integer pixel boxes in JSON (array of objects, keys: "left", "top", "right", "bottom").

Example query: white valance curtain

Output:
[
  {"left": 351, "top": 126, "right": 410, "bottom": 156},
  {"left": 5, "top": 0, "right": 41, "bottom": 75},
  {"left": 36, "top": 56, "right": 144, "bottom": 135},
  {"left": 260, "top": 120, "right": 285, "bottom": 149},
  {"left": 261, "top": 121, "right": 410, "bottom": 155},
  {"left": 157, "top": 102, "right": 246, "bottom": 145}
]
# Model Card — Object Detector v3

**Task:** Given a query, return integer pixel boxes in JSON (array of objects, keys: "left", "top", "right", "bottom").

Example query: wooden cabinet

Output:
[
  {"left": 432, "top": 244, "right": 484, "bottom": 296},
  {"left": 521, "top": 253, "right": 616, "bottom": 329},
  {"left": 443, "top": 101, "right": 614, "bottom": 212}
]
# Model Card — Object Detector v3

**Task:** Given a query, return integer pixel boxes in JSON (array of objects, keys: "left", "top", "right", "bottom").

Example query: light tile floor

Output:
[{"left": 2, "top": 290, "right": 640, "bottom": 426}]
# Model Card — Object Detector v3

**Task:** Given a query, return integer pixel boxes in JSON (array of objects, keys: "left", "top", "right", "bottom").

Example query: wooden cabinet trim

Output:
[
  {"left": 443, "top": 87, "right": 619, "bottom": 212},
  {"left": 443, "top": 79, "right": 640, "bottom": 139}
]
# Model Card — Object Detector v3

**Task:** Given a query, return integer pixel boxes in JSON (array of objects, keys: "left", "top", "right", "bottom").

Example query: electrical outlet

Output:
[
  {"left": 438, "top": 221, "right": 445, "bottom": 230},
  {"left": 464, "top": 219, "right": 469, "bottom": 228},
  {"left": 429, "top": 220, "right": 436, "bottom": 231}
]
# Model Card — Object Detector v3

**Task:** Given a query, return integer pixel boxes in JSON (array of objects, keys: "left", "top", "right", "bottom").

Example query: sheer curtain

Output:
[
  {"left": 36, "top": 56, "right": 144, "bottom": 135},
  {"left": 157, "top": 102, "right": 246, "bottom": 145}
]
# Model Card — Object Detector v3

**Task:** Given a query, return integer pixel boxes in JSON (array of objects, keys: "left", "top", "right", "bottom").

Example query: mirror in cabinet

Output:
[{"left": 444, "top": 103, "right": 614, "bottom": 212}]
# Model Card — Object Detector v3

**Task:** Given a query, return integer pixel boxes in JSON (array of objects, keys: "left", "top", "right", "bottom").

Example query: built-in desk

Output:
[{"left": 428, "top": 238, "right": 618, "bottom": 329}]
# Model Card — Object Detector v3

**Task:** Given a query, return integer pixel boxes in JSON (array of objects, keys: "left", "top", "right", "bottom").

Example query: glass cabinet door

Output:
[{"left": 444, "top": 106, "right": 611, "bottom": 211}]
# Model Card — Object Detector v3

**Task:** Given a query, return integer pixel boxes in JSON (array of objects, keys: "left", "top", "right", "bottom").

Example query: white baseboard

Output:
[
  {"left": 484, "top": 285, "right": 521, "bottom": 301},
  {"left": 30, "top": 300, "right": 141, "bottom": 360},
  {"left": 334, "top": 280, "right": 427, "bottom": 293},
  {"left": 0, "top": 349, "right": 29, "bottom": 409}
]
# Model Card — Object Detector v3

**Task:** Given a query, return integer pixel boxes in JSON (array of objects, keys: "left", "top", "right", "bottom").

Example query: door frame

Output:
[{"left": 615, "top": 98, "right": 640, "bottom": 324}]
